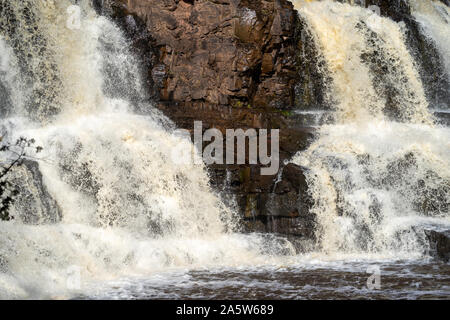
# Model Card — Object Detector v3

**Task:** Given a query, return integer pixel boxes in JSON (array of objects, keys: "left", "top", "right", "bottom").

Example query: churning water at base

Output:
[
  {"left": 0, "top": 0, "right": 448, "bottom": 299},
  {"left": 81, "top": 261, "right": 450, "bottom": 300}
]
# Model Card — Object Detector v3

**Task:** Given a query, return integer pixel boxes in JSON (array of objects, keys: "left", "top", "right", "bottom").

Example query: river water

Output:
[{"left": 79, "top": 259, "right": 449, "bottom": 300}]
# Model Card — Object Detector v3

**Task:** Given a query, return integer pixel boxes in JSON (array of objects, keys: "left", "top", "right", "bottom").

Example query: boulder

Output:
[{"left": 8, "top": 160, "right": 61, "bottom": 224}]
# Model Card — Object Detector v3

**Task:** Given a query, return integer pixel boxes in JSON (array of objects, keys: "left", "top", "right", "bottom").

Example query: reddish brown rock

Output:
[{"left": 103, "top": 0, "right": 299, "bottom": 111}]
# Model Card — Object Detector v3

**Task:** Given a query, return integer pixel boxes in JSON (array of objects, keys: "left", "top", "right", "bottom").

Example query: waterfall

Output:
[
  {"left": 410, "top": 0, "right": 450, "bottom": 82},
  {"left": 409, "top": 0, "right": 450, "bottom": 111},
  {"left": 0, "top": 0, "right": 294, "bottom": 299},
  {"left": 292, "top": 0, "right": 449, "bottom": 256},
  {"left": 294, "top": 0, "right": 432, "bottom": 124}
]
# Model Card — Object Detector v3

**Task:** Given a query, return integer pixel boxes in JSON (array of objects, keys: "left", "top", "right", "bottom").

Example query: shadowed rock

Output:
[
  {"left": 425, "top": 229, "right": 450, "bottom": 262},
  {"left": 9, "top": 160, "right": 61, "bottom": 224}
]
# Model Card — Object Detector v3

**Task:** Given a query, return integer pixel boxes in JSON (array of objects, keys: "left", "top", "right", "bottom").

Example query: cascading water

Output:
[
  {"left": 0, "top": 0, "right": 294, "bottom": 299},
  {"left": 292, "top": 0, "right": 449, "bottom": 257},
  {"left": 0, "top": 0, "right": 448, "bottom": 300},
  {"left": 410, "top": 0, "right": 450, "bottom": 83},
  {"left": 409, "top": 0, "right": 450, "bottom": 117},
  {"left": 295, "top": 0, "right": 432, "bottom": 124}
]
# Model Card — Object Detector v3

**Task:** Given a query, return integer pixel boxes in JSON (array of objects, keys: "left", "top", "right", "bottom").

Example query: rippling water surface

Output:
[{"left": 82, "top": 260, "right": 450, "bottom": 300}]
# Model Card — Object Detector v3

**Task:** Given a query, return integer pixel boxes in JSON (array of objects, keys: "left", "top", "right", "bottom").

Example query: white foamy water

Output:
[
  {"left": 293, "top": 121, "right": 450, "bottom": 255},
  {"left": 293, "top": 0, "right": 432, "bottom": 124},
  {"left": 0, "top": 0, "right": 295, "bottom": 299},
  {"left": 292, "top": 0, "right": 449, "bottom": 255},
  {"left": 410, "top": 0, "right": 450, "bottom": 81},
  {"left": 82, "top": 261, "right": 450, "bottom": 300}
]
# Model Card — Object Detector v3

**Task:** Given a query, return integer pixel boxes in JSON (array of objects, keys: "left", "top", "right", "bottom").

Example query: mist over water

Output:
[{"left": 0, "top": 0, "right": 448, "bottom": 299}]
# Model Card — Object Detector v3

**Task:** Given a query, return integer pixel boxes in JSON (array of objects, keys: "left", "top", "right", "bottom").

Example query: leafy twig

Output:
[{"left": 0, "top": 136, "right": 43, "bottom": 221}]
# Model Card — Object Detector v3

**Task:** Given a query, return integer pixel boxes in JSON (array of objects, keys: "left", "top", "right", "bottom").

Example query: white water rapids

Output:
[
  {"left": 0, "top": 0, "right": 448, "bottom": 299},
  {"left": 292, "top": 0, "right": 449, "bottom": 254},
  {"left": 410, "top": 0, "right": 450, "bottom": 81}
]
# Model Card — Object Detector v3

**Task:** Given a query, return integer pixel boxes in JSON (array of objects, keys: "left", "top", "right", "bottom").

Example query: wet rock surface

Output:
[
  {"left": 425, "top": 229, "right": 450, "bottom": 262},
  {"left": 9, "top": 160, "right": 61, "bottom": 224}
]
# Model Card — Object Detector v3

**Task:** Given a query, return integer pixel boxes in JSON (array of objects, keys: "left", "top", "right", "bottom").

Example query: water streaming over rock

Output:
[
  {"left": 410, "top": 0, "right": 450, "bottom": 82},
  {"left": 292, "top": 0, "right": 449, "bottom": 256},
  {"left": 409, "top": 0, "right": 450, "bottom": 112},
  {"left": 0, "top": 0, "right": 295, "bottom": 299}
]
